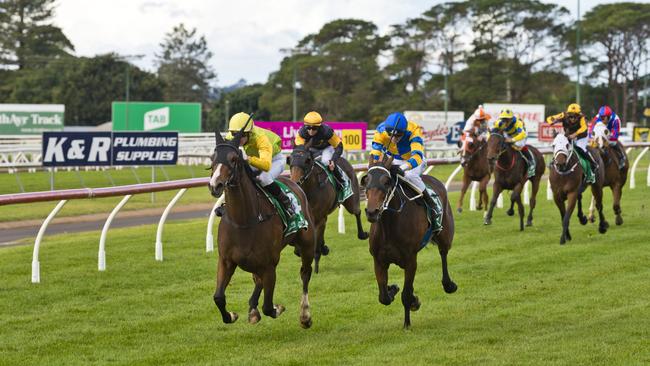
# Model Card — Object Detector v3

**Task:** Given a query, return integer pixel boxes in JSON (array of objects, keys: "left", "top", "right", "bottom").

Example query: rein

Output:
[
  {"left": 552, "top": 144, "right": 579, "bottom": 175},
  {"left": 367, "top": 166, "right": 423, "bottom": 217}
]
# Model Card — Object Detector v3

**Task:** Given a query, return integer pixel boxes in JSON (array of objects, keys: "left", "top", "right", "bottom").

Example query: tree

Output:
[
  {"left": 156, "top": 23, "right": 216, "bottom": 104},
  {"left": 206, "top": 84, "right": 270, "bottom": 132},
  {"left": 0, "top": 0, "right": 74, "bottom": 69}
]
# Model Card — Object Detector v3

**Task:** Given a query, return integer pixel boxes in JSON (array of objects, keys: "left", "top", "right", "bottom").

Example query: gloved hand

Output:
[{"left": 239, "top": 147, "right": 248, "bottom": 161}]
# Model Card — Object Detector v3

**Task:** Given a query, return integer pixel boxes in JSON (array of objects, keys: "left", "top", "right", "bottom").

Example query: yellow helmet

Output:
[
  {"left": 567, "top": 103, "right": 581, "bottom": 114},
  {"left": 228, "top": 112, "right": 254, "bottom": 132},
  {"left": 303, "top": 111, "right": 323, "bottom": 126},
  {"left": 499, "top": 109, "right": 514, "bottom": 120}
]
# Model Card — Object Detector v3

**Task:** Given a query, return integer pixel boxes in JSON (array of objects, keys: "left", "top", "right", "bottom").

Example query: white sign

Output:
[
  {"left": 483, "top": 103, "right": 545, "bottom": 134},
  {"left": 144, "top": 107, "right": 170, "bottom": 131},
  {"left": 404, "top": 111, "right": 464, "bottom": 142}
]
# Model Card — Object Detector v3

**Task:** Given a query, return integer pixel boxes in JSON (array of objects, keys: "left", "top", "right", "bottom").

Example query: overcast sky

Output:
[{"left": 54, "top": 0, "right": 623, "bottom": 86}]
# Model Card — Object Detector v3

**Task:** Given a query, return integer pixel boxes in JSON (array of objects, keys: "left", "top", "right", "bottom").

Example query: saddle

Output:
[{"left": 256, "top": 180, "right": 308, "bottom": 237}]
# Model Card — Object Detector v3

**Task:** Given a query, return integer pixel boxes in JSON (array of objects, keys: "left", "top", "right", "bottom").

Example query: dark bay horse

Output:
[
  {"left": 208, "top": 131, "right": 317, "bottom": 328},
  {"left": 458, "top": 130, "right": 491, "bottom": 213},
  {"left": 590, "top": 124, "right": 629, "bottom": 225},
  {"left": 289, "top": 143, "right": 368, "bottom": 273},
  {"left": 362, "top": 158, "right": 457, "bottom": 329},
  {"left": 484, "top": 132, "right": 545, "bottom": 230},
  {"left": 549, "top": 132, "right": 608, "bottom": 244}
]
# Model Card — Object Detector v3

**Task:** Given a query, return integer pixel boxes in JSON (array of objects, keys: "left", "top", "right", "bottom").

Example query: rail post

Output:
[
  {"left": 469, "top": 181, "right": 478, "bottom": 211},
  {"left": 98, "top": 195, "right": 132, "bottom": 271},
  {"left": 630, "top": 146, "right": 649, "bottom": 189},
  {"left": 206, "top": 194, "right": 225, "bottom": 252},
  {"left": 445, "top": 164, "right": 463, "bottom": 191},
  {"left": 32, "top": 200, "right": 67, "bottom": 283},
  {"left": 155, "top": 188, "right": 187, "bottom": 261}
]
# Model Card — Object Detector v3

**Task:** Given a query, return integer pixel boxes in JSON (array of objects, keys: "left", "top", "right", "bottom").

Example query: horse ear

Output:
[
  {"left": 360, "top": 174, "right": 369, "bottom": 187},
  {"left": 384, "top": 156, "right": 394, "bottom": 168},
  {"left": 215, "top": 131, "right": 224, "bottom": 145},
  {"left": 552, "top": 130, "right": 558, "bottom": 138}
]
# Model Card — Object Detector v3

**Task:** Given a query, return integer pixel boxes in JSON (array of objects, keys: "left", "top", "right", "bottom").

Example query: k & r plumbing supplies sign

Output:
[
  {"left": 0, "top": 104, "right": 64, "bottom": 134},
  {"left": 42, "top": 132, "right": 178, "bottom": 167}
]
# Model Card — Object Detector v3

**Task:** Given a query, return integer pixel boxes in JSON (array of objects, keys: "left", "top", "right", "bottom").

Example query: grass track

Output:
[{"left": 1, "top": 183, "right": 649, "bottom": 365}]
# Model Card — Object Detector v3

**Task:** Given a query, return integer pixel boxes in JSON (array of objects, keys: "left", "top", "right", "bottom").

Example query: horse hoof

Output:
[
  {"left": 566, "top": 232, "right": 572, "bottom": 241},
  {"left": 248, "top": 309, "right": 261, "bottom": 324},
  {"left": 599, "top": 222, "right": 608, "bottom": 234},
  {"left": 616, "top": 216, "right": 623, "bottom": 226},
  {"left": 321, "top": 245, "right": 330, "bottom": 256},
  {"left": 579, "top": 216, "right": 588, "bottom": 225},
  {"left": 403, "top": 322, "right": 412, "bottom": 330},
  {"left": 410, "top": 296, "right": 421, "bottom": 311},
  {"left": 443, "top": 280, "right": 458, "bottom": 294},
  {"left": 560, "top": 237, "right": 566, "bottom": 245},
  {"left": 589, "top": 215, "right": 596, "bottom": 223},
  {"left": 275, "top": 305, "right": 286, "bottom": 317},
  {"left": 228, "top": 312, "right": 239, "bottom": 324},
  {"left": 358, "top": 232, "right": 369, "bottom": 240},
  {"left": 506, "top": 208, "right": 515, "bottom": 216},
  {"left": 526, "top": 220, "right": 533, "bottom": 227},
  {"left": 484, "top": 218, "right": 492, "bottom": 225},
  {"left": 388, "top": 284, "right": 400, "bottom": 297},
  {"left": 457, "top": 207, "right": 463, "bottom": 214},
  {"left": 300, "top": 317, "right": 312, "bottom": 329}
]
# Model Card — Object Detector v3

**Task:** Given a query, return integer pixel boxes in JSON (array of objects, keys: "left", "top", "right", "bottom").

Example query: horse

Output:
[
  {"left": 361, "top": 157, "right": 457, "bottom": 329},
  {"left": 208, "top": 130, "right": 317, "bottom": 328},
  {"left": 484, "top": 131, "right": 545, "bottom": 230},
  {"left": 549, "top": 132, "right": 608, "bottom": 244},
  {"left": 289, "top": 142, "right": 368, "bottom": 273},
  {"left": 457, "top": 129, "right": 491, "bottom": 213},
  {"left": 590, "top": 123, "right": 629, "bottom": 225}
]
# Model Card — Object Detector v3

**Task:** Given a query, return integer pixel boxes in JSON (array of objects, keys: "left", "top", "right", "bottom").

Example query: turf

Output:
[{"left": 1, "top": 183, "right": 649, "bottom": 365}]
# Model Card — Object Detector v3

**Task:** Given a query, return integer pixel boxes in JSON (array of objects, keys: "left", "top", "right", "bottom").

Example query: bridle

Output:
[
  {"left": 552, "top": 139, "right": 578, "bottom": 175},
  {"left": 290, "top": 146, "right": 316, "bottom": 186},
  {"left": 365, "top": 165, "right": 423, "bottom": 217},
  {"left": 212, "top": 143, "right": 243, "bottom": 187}
]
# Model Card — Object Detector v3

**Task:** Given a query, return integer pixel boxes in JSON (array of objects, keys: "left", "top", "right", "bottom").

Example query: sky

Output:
[{"left": 53, "top": 0, "right": 623, "bottom": 86}]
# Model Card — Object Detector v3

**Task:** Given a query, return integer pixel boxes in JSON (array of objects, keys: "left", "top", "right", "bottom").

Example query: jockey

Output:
[
  {"left": 369, "top": 112, "right": 435, "bottom": 208},
  {"left": 492, "top": 109, "right": 536, "bottom": 177},
  {"left": 460, "top": 105, "right": 491, "bottom": 166},
  {"left": 217, "top": 112, "right": 294, "bottom": 218},
  {"left": 589, "top": 105, "right": 626, "bottom": 169},
  {"left": 546, "top": 103, "right": 598, "bottom": 174},
  {"left": 294, "top": 111, "right": 345, "bottom": 185}
]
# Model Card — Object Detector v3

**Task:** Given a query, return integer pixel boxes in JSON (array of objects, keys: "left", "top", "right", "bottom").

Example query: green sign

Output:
[
  {"left": 112, "top": 102, "right": 201, "bottom": 132},
  {"left": 0, "top": 104, "right": 64, "bottom": 135}
]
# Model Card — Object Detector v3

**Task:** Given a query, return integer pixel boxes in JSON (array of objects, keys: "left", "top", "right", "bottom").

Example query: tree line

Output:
[{"left": 1, "top": 0, "right": 648, "bottom": 130}]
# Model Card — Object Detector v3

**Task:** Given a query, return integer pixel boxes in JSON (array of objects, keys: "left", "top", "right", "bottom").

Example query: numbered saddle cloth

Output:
[
  {"left": 315, "top": 160, "right": 354, "bottom": 203},
  {"left": 258, "top": 180, "right": 308, "bottom": 237}
]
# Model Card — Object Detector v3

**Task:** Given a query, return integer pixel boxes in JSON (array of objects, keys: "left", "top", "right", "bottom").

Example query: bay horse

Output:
[
  {"left": 590, "top": 123, "right": 629, "bottom": 225},
  {"left": 289, "top": 142, "right": 368, "bottom": 273},
  {"left": 549, "top": 132, "right": 608, "bottom": 244},
  {"left": 208, "top": 130, "right": 317, "bottom": 328},
  {"left": 457, "top": 129, "right": 491, "bottom": 213},
  {"left": 484, "top": 131, "right": 545, "bottom": 230},
  {"left": 362, "top": 157, "right": 457, "bottom": 329}
]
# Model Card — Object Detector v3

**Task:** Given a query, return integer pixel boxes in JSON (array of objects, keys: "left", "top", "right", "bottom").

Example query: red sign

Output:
[{"left": 538, "top": 123, "right": 564, "bottom": 142}]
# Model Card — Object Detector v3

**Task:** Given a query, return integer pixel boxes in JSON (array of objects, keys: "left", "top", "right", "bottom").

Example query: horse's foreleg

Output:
[
  {"left": 298, "top": 231, "right": 314, "bottom": 328},
  {"left": 457, "top": 174, "right": 471, "bottom": 213},
  {"left": 261, "top": 268, "right": 285, "bottom": 318},
  {"left": 374, "top": 257, "right": 398, "bottom": 306},
  {"left": 613, "top": 184, "right": 623, "bottom": 225},
  {"left": 526, "top": 178, "right": 541, "bottom": 226},
  {"left": 576, "top": 191, "right": 588, "bottom": 225},
  {"left": 564, "top": 191, "right": 578, "bottom": 243},
  {"left": 511, "top": 183, "right": 525, "bottom": 231},
  {"left": 248, "top": 274, "right": 263, "bottom": 324},
  {"left": 507, "top": 194, "right": 516, "bottom": 217},
  {"left": 592, "top": 185, "right": 608, "bottom": 234},
  {"left": 484, "top": 183, "right": 502, "bottom": 225},
  {"left": 354, "top": 213, "right": 369, "bottom": 240},
  {"left": 213, "top": 258, "right": 238, "bottom": 324},
  {"left": 401, "top": 259, "right": 418, "bottom": 329},
  {"left": 554, "top": 192, "right": 568, "bottom": 244},
  {"left": 479, "top": 175, "right": 490, "bottom": 212}
]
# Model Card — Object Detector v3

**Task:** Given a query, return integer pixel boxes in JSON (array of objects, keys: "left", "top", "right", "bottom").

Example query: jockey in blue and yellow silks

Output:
[
  {"left": 492, "top": 109, "right": 536, "bottom": 177},
  {"left": 370, "top": 112, "right": 435, "bottom": 207}
]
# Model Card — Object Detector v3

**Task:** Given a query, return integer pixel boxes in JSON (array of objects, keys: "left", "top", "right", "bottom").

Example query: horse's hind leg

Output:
[
  {"left": 512, "top": 183, "right": 525, "bottom": 231},
  {"left": 592, "top": 185, "right": 609, "bottom": 234},
  {"left": 213, "top": 258, "right": 238, "bottom": 324},
  {"left": 576, "top": 190, "right": 588, "bottom": 225},
  {"left": 374, "top": 257, "right": 399, "bottom": 306},
  {"left": 438, "top": 245, "right": 458, "bottom": 294},
  {"left": 526, "top": 178, "right": 540, "bottom": 226},
  {"left": 478, "top": 175, "right": 490, "bottom": 212},
  {"left": 297, "top": 230, "right": 315, "bottom": 328},
  {"left": 401, "top": 259, "right": 419, "bottom": 329},
  {"left": 248, "top": 274, "right": 263, "bottom": 324},
  {"left": 261, "top": 268, "right": 285, "bottom": 319},
  {"left": 613, "top": 184, "right": 623, "bottom": 225},
  {"left": 457, "top": 174, "right": 471, "bottom": 213},
  {"left": 343, "top": 194, "right": 369, "bottom": 240}
]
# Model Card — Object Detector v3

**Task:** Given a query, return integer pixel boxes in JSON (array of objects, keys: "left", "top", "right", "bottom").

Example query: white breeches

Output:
[
  {"left": 319, "top": 145, "right": 335, "bottom": 163},
  {"left": 393, "top": 160, "right": 426, "bottom": 192},
  {"left": 253, "top": 153, "right": 286, "bottom": 186}
]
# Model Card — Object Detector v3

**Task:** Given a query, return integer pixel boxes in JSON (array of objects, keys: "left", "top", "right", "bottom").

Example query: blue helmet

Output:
[{"left": 384, "top": 112, "right": 408, "bottom": 133}]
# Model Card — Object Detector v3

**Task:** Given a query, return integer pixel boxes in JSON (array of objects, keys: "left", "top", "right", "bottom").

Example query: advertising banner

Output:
[
  {"left": 112, "top": 102, "right": 201, "bottom": 132},
  {"left": 403, "top": 111, "right": 465, "bottom": 143},
  {"left": 42, "top": 132, "right": 178, "bottom": 167},
  {"left": 0, "top": 104, "right": 64, "bottom": 134},
  {"left": 633, "top": 127, "right": 650, "bottom": 142},
  {"left": 255, "top": 121, "right": 367, "bottom": 150}
]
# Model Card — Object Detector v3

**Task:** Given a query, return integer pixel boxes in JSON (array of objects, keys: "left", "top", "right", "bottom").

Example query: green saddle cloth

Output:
[
  {"left": 573, "top": 144, "right": 596, "bottom": 184},
  {"left": 397, "top": 177, "right": 443, "bottom": 250},
  {"left": 315, "top": 160, "right": 354, "bottom": 203},
  {"left": 258, "top": 180, "right": 308, "bottom": 237}
]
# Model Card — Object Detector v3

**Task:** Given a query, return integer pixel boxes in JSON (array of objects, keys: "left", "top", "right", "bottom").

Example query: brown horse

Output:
[
  {"left": 457, "top": 130, "right": 491, "bottom": 213},
  {"left": 549, "top": 132, "right": 608, "bottom": 244},
  {"left": 362, "top": 157, "right": 457, "bottom": 329},
  {"left": 590, "top": 125, "right": 629, "bottom": 225},
  {"left": 208, "top": 131, "right": 316, "bottom": 328},
  {"left": 484, "top": 131, "right": 545, "bottom": 230},
  {"left": 289, "top": 143, "right": 368, "bottom": 273}
]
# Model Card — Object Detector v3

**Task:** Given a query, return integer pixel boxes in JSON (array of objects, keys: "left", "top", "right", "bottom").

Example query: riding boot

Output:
[
  {"left": 614, "top": 143, "right": 626, "bottom": 169},
  {"left": 330, "top": 163, "right": 345, "bottom": 191},
  {"left": 421, "top": 188, "right": 436, "bottom": 209},
  {"left": 265, "top": 181, "right": 296, "bottom": 218}
]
